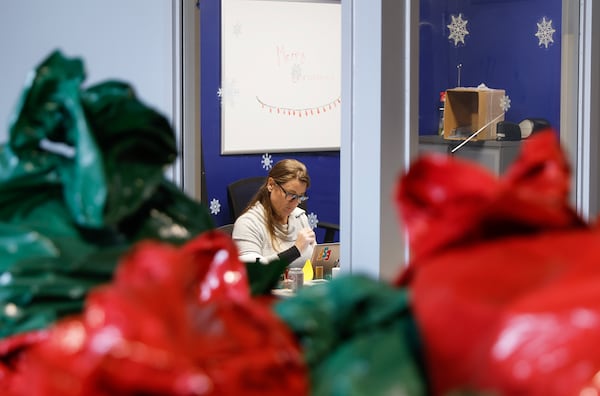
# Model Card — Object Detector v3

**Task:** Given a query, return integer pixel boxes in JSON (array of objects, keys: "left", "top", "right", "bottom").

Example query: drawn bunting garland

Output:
[{"left": 256, "top": 96, "right": 341, "bottom": 117}]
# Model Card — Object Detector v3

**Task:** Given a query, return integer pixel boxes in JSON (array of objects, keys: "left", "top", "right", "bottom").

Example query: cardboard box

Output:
[{"left": 443, "top": 87, "right": 505, "bottom": 141}]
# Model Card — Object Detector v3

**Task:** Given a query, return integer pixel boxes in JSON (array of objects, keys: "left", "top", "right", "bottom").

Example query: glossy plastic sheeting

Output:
[
  {"left": 396, "top": 130, "right": 600, "bottom": 395},
  {"left": 275, "top": 275, "right": 427, "bottom": 396},
  {"left": 0, "top": 50, "right": 214, "bottom": 338},
  {"left": 1, "top": 231, "right": 308, "bottom": 395}
]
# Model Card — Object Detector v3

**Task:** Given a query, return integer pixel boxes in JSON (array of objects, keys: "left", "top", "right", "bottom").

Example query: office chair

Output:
[
  {"left": 216, "top": 223, "right": 235, "bottom": 237},
  {"left": 227, "top": 176, "right": 340, "bottom": 243},
  {"left": 315, "top": 220, "right": 339, "bottom": 243},
  {"left": 227, "top": 176, "right": 266, "bottom": 221}
]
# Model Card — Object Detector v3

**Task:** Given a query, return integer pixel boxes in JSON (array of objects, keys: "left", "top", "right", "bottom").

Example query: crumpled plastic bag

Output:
[
  {"left": 395, "top": 130, "right": 600, "bottom": 395},
  {"left": 396, "top": 129, "right": 582, "bottom": 270},
  {"left": 275, "top": 275, "right": 427, "bottom": 396},
  {"left": 0, "top": 50, "right": 214, "bottom": 338},
  {"left": 2, "top": 231, "right": 308, "bottom": 396},
  {"left": 245, "top": 258, "right": 289, "bottom": 296}
]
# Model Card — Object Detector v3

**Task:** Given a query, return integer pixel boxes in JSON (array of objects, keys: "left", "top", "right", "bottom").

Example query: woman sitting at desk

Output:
[{"left": 232, "top": 159, "right": 315, "bottom": 268}]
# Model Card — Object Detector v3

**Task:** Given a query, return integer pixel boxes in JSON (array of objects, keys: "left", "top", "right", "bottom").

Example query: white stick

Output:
[{"left": 451, "top": 112, "right": 505, "bottom": 153}]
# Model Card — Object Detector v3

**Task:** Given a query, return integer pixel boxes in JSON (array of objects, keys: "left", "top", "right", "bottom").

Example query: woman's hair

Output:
[{"left": 245, "top": 159, "right": 310, "bottom": 249}]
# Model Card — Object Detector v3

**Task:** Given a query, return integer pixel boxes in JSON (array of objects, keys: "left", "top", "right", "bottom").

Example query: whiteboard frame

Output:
[{"left": 220, "top": 0, "right": 342, "bottom": 154}]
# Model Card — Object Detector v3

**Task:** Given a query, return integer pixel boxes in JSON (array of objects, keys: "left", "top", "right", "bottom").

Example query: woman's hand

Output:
[{"left": 295, "top": 227, "right": 316, "bottom": 252}]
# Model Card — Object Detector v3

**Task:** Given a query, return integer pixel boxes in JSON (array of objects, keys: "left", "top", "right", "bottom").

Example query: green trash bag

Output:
[
  {"left": 0, "top": 50, "right": 214, "bottom": 338},
  {"left": 274, "top": 275, "right": 428, "bottom": 396}
]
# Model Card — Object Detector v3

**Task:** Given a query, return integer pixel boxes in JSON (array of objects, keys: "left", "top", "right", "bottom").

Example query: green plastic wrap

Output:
[
  {"left": 0, "top": 50, "right": 214, "bottom": 338},
  {"left": 274, "top": 275, "right": 428, "bottom": 396},
  {"left": 245, "top": 259, "right": 288, "bottom": 296}
]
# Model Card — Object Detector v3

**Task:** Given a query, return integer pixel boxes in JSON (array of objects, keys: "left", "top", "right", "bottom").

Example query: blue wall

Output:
[
  {"left": 199, "top": 0, "right": 340, "bottom": 242},
  {"left": 200, "top": 0, "right": 562, "bottom": 239},
  {"left": 419, "top": 0, "right": 561, "bottom": 135}
]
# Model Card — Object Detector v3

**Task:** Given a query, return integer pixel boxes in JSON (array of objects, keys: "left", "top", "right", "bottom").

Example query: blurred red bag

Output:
[
  {"left": 3, "top": 231, "right": 308, "bottom": 395},
  {"left": 396, "top": 130, "right": 600, "bottom": 395}
]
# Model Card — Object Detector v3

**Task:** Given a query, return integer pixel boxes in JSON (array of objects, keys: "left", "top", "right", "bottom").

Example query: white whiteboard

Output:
[{"left": 221, "top": 0, "right": 341, "bottom": 154}]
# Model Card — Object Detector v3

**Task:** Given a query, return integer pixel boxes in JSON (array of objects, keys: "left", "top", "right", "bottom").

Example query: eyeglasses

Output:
[{"left": 275, "top": 182, "right": 309, "bottom": 203}]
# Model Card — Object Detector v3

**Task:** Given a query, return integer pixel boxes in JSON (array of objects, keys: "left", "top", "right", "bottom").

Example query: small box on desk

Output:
[{"left": 443, "top": 87, "right": 505, "bottom": 141}]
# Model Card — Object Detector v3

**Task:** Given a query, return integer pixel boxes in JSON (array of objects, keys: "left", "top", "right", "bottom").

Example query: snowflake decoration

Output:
[
  {"left": 500, "top": 95, "right": 511, "bottom": 112},
  {"left": 535, "top": 17, "right": 555, "bottom": 49},
  {"left": 447, "top": 13, "right": 469, "bottom": 46},
  {"left": 307, "top": 212, "right": 319, "bottom": 230},
  {"left": 261, "top": 153, "right": 273, "bottom": 170},
  {"left": 217, "top": 79, "right": 240, "bottom": 106},
  {"left": 209, "top": 198, "right": 221, "bottom": 215}
]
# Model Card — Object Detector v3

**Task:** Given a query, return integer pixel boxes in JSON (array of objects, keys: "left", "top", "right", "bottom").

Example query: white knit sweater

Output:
[{"left": 232, "top": 202, "right": 314, "bottom": 268}]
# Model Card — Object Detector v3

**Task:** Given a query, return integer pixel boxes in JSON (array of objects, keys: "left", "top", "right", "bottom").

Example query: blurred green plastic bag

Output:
[
  {"left": 274, "top": 275, "right": 428, "bottom": 396},
  {"left": 0, "top": 50, "right": 213, "bottom": 337}
]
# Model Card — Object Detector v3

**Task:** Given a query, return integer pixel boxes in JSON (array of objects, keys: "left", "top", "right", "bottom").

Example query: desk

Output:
[
  {"left": 272, "top": 279, "right": 330, "bottom": 298},
  {"left": 419, "top": 135, "right": 522, "bottom": 175}
]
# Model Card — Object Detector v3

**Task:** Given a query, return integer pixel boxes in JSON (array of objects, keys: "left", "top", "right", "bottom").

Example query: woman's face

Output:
[{"left": 269, "top": 177, "right": 307, "bottom": 223}]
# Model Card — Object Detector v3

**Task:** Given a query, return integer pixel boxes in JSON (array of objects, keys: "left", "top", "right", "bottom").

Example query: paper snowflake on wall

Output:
[
  {"left": 217, "top": 79, "right": 240, "bottom": 105},
  {"left": 307, "top": 212, "right": 319, "bottom": 230},
  {"left": 447, "top": 13, "right": 469, "bottom": 46},
  {"left": 500, "top": 95, "right": 511, "bottom": 112},
  {"left": 209, "top": 198, "right": 221, "bottom": 215},
  {"left": 261, "top": 153, "right": 273, "bottom": 170},
  {"left": 535, "top": 17, "right": 555, "bottom": 49}
]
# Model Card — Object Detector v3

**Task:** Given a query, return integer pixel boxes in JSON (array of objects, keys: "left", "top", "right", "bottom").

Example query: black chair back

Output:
[
  {"left": 217, "top": 223, "right": 235, "bottom": 236},
  {"left": 227, "top": 176, "right": 266, "bottom": 221}
]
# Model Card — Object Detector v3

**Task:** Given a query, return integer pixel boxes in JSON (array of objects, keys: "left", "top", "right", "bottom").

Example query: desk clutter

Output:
[
  {"left": 2, "top": 51, "right": 600, "bottom": 396},
  {"left": 274, "top": 253, "right": 342, "bottom": 297},
  {"left": 439, "top": 85, "right": 551, "bottom": 144}
]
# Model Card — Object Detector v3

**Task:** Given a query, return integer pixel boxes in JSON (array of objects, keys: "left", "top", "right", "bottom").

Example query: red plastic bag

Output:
[
  {"left": 396, "top": 130, "right": 600, "bottom": 395},
  {"left": 408, "top": 229, "right": 600, "bottom": 395},
  {"left": 2, "top": 231, "right": 308, "bottom": 395},
  {"left": 397, "top": 129, "right": 581, "bottom": 269}
]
